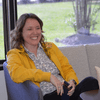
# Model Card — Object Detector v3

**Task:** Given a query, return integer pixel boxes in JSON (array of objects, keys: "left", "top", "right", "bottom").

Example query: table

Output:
[{"left": 80, "top": 89, "right": 100, "bottom": 100}]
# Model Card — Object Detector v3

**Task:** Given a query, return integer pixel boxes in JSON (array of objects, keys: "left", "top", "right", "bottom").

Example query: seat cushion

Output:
[
  {"left": 59, "top": 45, "right": 90, "bottom": 82},
  {"left": 86, "top": 43, "right": 100, "bottom": 78}
]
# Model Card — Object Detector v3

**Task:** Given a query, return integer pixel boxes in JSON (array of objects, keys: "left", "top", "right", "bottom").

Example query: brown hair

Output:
[{"left": 10, "top": 13, "right": 46, "bottom": 49}]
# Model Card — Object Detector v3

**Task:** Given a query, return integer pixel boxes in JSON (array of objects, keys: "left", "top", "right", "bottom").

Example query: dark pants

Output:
[{"left": 43, "top": 77, "right": 99, "bottom": 100}]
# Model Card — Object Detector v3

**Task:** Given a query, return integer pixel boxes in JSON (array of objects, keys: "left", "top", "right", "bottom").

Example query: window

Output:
[
  {"left": 0, "top": 0, "right": 5, "bottom": 69},
  {"left": 2, "top": 0, "right": 100, "bottom": 69},
  {"left": 0, "top": 0, "right": 17, "bottom": 69},
  {"left": 0, "top": 0, "right": 5, "bottom": 60}
]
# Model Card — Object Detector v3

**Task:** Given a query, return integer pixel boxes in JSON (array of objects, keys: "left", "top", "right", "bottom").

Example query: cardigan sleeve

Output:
[
  {"left": 51, "top": 43, "right": 79, "bottom": 84},
  {"left": 7, "top": 49, "right": 51, "bottom": 84}
]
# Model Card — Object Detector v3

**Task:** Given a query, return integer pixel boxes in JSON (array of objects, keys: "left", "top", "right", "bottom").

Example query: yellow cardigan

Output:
[{"left": 7, "top": 42, "right": 79, "bottom": 87}]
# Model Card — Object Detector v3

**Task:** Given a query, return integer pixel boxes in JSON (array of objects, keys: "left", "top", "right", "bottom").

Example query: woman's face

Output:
[{"left": 22, "top": 18, "right": 42, "bottom": 48}]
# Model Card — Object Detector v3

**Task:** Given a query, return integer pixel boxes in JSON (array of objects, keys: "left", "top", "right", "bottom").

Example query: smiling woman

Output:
[{"left": 22, "top": 18, "right": 42, "bottom": 55}]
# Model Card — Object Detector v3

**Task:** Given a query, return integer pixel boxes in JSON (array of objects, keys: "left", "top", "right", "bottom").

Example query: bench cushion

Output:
[
  {"left": 86, "top": 43, "right": 100, "bottom": 78},
  {"left": 59, "top": 45, "right": 90, "bottom": 82}
]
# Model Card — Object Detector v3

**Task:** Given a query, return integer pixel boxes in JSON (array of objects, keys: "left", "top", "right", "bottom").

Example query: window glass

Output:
[
  {"left": 17, "top": 0, "right": 75, "bottom": 47},
  {"left": 0, "top": 0, "right": 5, "bottom": 60}
]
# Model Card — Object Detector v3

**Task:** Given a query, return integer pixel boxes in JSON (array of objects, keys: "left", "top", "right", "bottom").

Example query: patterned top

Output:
[{"left": 23, "top": 44, "right": 64, "bottom": 96}]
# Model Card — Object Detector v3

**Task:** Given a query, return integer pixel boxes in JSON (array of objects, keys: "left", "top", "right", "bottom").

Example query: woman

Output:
[{"left": 7, "top": 13, "right": 99, "bottom": 100}]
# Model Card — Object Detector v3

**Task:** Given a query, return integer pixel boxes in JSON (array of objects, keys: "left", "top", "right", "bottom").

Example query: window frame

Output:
[{"left": 0, "top": 0, "right": 17, "bottom": 69}]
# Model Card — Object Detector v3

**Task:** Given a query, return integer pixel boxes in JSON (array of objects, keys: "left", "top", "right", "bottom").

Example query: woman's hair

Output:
[{"left": 10, "top": 13, "right": 45, "bottom": 49}]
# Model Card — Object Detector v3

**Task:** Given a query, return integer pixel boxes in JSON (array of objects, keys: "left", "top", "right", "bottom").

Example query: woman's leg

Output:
[
  {"left": 43, "top": 91, "right": 62, "bottom": 100},
  {"left": 70, "top": 77, "right": 99, "bottom": 100},
  {"left": 43, "top": 86, "right": 70, "bottom": 100},
  {"left": 61, "top": 85, "right": 70, "bottom": 100}
]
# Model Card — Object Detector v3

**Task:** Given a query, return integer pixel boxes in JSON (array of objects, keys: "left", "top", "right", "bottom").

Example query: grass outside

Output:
[
  {"left": 17, "top": 2, "right": 76, "bottom": 46},
  {"left": 0, "top": 6, "right": 5, "bottom": 60},
  {"left": 0, "top": 2, "right": 100, "bottom": 59},
  {"left": 17, "top": 2, "right": 100, "bottom": 44},
  {"left": 0, "top": 34, "right": 5, "bottom": 59}
]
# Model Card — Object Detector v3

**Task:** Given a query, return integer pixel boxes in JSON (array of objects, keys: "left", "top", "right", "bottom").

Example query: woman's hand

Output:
[
  {"left": 67, "top": 80, "right": 76, "bottom": 96},
  {"left": 50, "top": 74, "right": 64, "bottom": 96}
]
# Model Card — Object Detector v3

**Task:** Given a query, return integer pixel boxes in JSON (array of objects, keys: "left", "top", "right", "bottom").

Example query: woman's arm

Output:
[
  {"left": 51, "top": 43, "right": 79, "bottom": 84},
  {"left": 7, "top": 49, "right": 51, "bottom": 84}
]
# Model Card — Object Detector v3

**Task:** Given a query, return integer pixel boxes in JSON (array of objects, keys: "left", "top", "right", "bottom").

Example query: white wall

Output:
[{"left": 0, "top": 70, "right": 8, "bottom": 100}]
